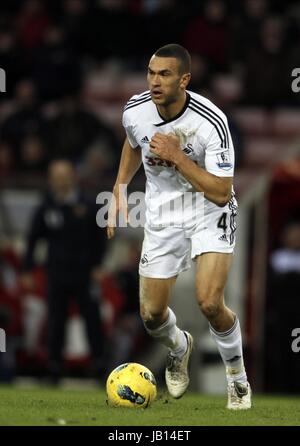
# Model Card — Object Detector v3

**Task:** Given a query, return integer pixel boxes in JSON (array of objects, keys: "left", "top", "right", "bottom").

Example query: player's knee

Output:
[
  {"left": 140, "top": 304, "right": 150, "bottom": 322},
  {"left": 140, "top": 304, "right": 164, "bottom": 326},
  {"left": 196, "top": 285, "right": 224, "bottom": 317},
  {"left": 198, "top": 299, "right": 222, "bottom": 320}
]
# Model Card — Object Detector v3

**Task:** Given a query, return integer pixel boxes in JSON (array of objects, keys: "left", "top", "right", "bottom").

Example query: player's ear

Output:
[{"left": 180, "top": 73, "right": 191, "bottom": 89}]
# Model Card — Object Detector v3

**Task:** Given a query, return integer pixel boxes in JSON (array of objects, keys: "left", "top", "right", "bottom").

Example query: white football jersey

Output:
[{"left": 122, "top": 90, "right": 236, "bottom": 227}]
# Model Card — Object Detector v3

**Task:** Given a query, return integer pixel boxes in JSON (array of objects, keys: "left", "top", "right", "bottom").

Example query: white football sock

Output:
[
  {"left": 144, "top": 307, "right": 187, "bottom": 358},
  {"left": 209, "top": 317, "right": 248, "bottom": 384}
]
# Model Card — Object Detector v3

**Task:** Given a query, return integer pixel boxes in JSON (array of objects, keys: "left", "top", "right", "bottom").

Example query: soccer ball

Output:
[{"left": 106, "top": 362, "right": 157, "bottom": 408}]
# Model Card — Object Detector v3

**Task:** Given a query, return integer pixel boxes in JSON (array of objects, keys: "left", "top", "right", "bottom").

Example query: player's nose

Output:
[{"left": 152, "top": 74, "right": 161, "bottom": 86}]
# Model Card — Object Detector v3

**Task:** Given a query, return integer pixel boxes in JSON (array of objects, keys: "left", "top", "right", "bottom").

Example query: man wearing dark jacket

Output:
[{"left": 23, "top": 159, "right": 106, "bottom": 382}]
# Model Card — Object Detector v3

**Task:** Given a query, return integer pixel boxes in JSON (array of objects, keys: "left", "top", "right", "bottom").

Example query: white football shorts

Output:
[{"left": 139, "top": 198, "right": 237, "bottom": 279}]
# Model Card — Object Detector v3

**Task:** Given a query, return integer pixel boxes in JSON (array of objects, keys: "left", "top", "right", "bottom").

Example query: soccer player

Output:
[{"left": 107, "top": 44, "right": 251, "bottom": 409}]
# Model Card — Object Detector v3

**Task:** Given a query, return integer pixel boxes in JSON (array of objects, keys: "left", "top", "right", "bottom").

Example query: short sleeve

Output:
[
  {"left": 122, "top": 110, "right": 139, "bottom": 149},
  {"left": 205, "top": 121, "right": 235, "bottom": 177}
]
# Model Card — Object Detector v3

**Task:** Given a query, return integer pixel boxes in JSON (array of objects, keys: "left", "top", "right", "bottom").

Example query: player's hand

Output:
[
  {"left": 107, "top": 189, "right": 128, "bottom": 239},
  {"left": 149, "top": 133, "right": 183, "bottom": 163}
]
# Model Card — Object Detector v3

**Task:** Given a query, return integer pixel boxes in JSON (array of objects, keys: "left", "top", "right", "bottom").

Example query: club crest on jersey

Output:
[
  {"left": 140, "top": 253, "right": 149, "bottom": 265},
  {"left": 182, "top": 143, "right": 194, "bottom": 155},
  {"left": 216, "top": 150, "right": 232, "bottom": 170}
]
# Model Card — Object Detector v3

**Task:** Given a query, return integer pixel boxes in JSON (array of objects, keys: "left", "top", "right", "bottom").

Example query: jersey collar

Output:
[{"left": 154, "top": 92, "right": 190, "bottom": 127}]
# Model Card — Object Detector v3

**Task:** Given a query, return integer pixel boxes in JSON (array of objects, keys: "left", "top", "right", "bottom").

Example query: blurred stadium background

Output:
[{"left": 0, "top": 0, "right": 300, "bottom": 396}]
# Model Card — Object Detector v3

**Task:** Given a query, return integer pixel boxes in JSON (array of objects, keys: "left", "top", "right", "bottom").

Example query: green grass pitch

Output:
[{"left": 0, "top": 385, "right": 299, "bottom": 426}]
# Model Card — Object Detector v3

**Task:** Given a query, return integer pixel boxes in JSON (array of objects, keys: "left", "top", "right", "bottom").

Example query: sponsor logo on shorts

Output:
[{"left": 218, "top": 233, "right": 228, "bottom": 242}]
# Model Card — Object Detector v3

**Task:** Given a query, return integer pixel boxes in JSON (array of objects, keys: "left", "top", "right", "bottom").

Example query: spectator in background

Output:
[
  {"left": 0, "top": 245, "right": 22, "bottom": 382},
  {"left": 84, "top": 0, "right": 137, "bottom": 61},
  {"left": 45, "top": 93, "right": 118, "bottom": 164},
  {"left": 210, "top": 76, "right": 245, "bottom": 169},
  {"left": 31, "top": 24, "right": 81, "bottom": 102},
  {"left": 0, "top": 24, "right": 24, "bottom": 99},
  {"left": 14, "top": 0, "right": 51, "bottom": 51},
  {"left": 183, "top": 0, "right": 229, "bottom": 71},
  {"left": 22, "top": 160, "right": 107, "bottom": 383},
  {"left": 243, "top": 16, "right": 291, "bottom": 107},
  {"left": 187, "top": 53, "right": 211, "bottom": 96},
  {"left": 264, "top": 221, "right": 300, "bottom": 393},
  {"left": 19, "top": 134, "right": 48, "bottom": 174},
  {"left": 0, "top": 141, "right": 14, "bottom": 179},
  {"left": 1, "top": 79, "right": 48, "bottom": 172},
  {"left": 230, "top": 0, "right": 269, "bottom": 67},
  {"left": 61, "top": 0, "right": 91, "bottom": 57},
  {"left": 140, "top": 0, "right": 187, "bottom": 61},
  {"left": 79, "top": 142, "right": 116, "bottom": 194}
]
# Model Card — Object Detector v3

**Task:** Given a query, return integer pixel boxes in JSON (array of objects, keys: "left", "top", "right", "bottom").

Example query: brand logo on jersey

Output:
[
  {"left": 216, "top": 150, "right": 232, "bottom": 170},
  {"left": 182, "top": 143, "right": 194, "bottom": 155},
  {"left": 218, "top": 233, "right": 228, "bottom": 242},
  {"left": 141, "top": 136, "right": 150, "bottom": 144}
]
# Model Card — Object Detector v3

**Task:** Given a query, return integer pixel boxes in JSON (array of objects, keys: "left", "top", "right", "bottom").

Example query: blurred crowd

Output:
[
  {"left": 0, "top": 218, "right": 147, "bottom": 382},
  {"left": 0, "top": 0, "right": 300, "bottom": 181},
  {"left": 263, "top": 162, "right": 300, "bottom": 393}
]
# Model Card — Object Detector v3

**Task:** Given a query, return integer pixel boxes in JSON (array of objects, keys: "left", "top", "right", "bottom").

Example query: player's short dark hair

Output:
[{"left": 154, "top": 44, "right": 191, "bottom": 75}]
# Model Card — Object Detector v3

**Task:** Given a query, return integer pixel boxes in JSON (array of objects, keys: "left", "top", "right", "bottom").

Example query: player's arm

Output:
[
  {"left": 150, "top": 133, "right": 232, "bottom": 207},
  {"left": 107, "top": 137, "right": 142, "bottom": 239},
  {"left": 174, "top": 156, "right": 232, "bottom": 207}
]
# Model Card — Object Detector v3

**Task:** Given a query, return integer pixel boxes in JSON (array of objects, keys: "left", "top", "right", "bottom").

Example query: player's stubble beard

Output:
[{"left": 152, "top": 85, "right": 183, "bottom": 113}]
